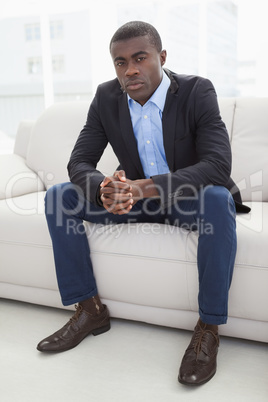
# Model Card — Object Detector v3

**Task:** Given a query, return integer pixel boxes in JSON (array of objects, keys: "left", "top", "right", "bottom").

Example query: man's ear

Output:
[{"left": 160, "top": 50, "right": 167, "bottom": 66}]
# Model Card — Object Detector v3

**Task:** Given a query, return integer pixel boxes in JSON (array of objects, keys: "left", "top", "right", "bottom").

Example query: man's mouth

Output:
[{"left": 125, "top": 80, "right": 144, "bottom": 91}]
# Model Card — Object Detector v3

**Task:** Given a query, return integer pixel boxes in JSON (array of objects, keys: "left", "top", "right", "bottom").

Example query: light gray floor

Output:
[{"left": 1, "top": 298, "right": 267, "bottom": 402}]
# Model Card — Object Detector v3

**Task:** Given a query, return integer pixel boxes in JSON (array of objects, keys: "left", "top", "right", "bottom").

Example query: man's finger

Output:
[
  {"left": 114, "top": 170, "right": 127, "bottom": 182},
  {"left": 100, "top": 182, "right": 132, "bottom": 193},
  {"left": 100, "top": 176, "right": 114, "bottom": 188},
  {"left": 102, "top": 196, "right": 133, "bottom": 214}
]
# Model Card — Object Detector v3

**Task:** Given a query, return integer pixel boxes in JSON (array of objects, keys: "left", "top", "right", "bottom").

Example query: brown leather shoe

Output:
[
  {"left": 178, "top": 321, "right": 219, "bottom": 385},
  {"left": 37, "top": 304, "right": 110, "bottom": 352}
]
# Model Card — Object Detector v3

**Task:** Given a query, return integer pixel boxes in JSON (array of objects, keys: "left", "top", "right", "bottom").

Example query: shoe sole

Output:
[{"left": 92, "top": 323, "right": 111, "bottom": 336}]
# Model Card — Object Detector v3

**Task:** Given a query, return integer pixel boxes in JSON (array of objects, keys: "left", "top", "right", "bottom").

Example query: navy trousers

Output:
[{"left": 45, "top": 182, "right": 237, "bottom": 325}]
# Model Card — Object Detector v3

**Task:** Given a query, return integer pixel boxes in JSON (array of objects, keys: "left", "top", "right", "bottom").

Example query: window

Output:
[
  {"left": 25, "top": 21, "right": 63, "bottom": 42},
  {"left": 25, "top": 23, "right": 40, "bottom": 41},
  {"left": 27, "top": 57, "right": 42, "bottom": 74},
  {"left": 52, "top": 55, "right": 65, "bottom": 73},
  {"left": 50, "top": 21, "right": 63, "bottom": 40}
]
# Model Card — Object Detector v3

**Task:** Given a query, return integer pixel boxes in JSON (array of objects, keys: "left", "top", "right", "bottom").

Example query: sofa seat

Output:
[{"left": 1, "top": 187, "right": 267, "bottom": 342}]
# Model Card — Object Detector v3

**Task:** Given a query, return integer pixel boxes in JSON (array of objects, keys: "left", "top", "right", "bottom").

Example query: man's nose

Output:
[{"left": 125, "top": 62, "right": 139, "bottom": 76}]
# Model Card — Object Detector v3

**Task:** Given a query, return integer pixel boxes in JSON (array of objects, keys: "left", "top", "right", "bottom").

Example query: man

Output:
[{"left": 37, "top": 21, "right": 250, "bottom": 385}]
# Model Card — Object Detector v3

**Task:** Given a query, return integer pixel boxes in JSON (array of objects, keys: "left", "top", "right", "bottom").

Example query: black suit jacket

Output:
[{"left": 68, "top": 69, "right": 250, "bottom": 213}]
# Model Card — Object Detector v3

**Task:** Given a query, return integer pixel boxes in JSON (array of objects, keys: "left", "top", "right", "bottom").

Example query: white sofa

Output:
[{"left": 0, "top": 98, "right": 267, "bottom": 343}]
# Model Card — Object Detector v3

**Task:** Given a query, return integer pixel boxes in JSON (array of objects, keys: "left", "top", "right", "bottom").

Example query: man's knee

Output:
[
  {"left": 45, "top": 182, "right": 85, "bottom": 218},
  {"left": 199, "top": 185, "right": 235, "bottom": 216}
]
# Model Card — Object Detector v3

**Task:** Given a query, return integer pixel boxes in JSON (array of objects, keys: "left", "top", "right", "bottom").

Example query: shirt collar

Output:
[{"left": 128, "top": 71, "right": 170, "bottom": 111}]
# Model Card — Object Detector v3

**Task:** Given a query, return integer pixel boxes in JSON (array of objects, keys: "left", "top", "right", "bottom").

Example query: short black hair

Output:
[{"left": 109, "top": 21, "right": 162, "bottom": 52}]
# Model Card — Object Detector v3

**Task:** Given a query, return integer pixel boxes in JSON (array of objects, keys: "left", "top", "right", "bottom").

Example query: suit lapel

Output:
[
  {"left": 118, "top": 93, "right": 145, "bottom": 177},
  {"left": 162, "top": 72, "right": 179, "bottom": 172}
]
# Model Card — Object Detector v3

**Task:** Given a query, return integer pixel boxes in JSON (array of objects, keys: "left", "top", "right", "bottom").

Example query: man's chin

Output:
[{"left": 126, "top": 89, "right": 149, "bottom": 105}]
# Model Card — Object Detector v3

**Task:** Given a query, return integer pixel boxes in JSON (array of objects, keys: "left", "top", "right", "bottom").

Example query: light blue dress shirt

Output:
[{"left": 127, "top": 72, "right": 171, "bottom": 179}]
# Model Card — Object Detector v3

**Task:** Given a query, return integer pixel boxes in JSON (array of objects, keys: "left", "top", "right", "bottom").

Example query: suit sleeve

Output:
[
  {"left": 67, "top": 89, "right": 108, "bottom": 205},
  {"left": 152, "top": 78, "right": 232, "bottom": 209}
]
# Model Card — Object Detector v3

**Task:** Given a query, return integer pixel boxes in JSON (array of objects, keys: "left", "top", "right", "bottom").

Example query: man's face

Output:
[{"left": 110, "top": 35, "right": 167, "bottom": 106}]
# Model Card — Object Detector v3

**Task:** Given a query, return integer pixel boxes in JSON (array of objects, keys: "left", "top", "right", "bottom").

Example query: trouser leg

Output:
[
  {"left": 45, "top": 182, "right": 98, "bottom": 305},
  {"left": 177, "top": 186, "right": 236, "bottom": 385},
  {"left": 164, "top": 185, "right": 236, "bottom": 325},
  {"left": 196, "top": 186, "right": 237, "bottom": 324}
]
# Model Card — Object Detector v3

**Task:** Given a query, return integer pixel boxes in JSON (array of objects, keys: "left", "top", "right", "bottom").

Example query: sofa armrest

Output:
[
  {"left": 14, "top": 120, "right": 35, "bottom": 159},
  {"left": 0, "top": 154, "right": 45, "bottom": 200}
]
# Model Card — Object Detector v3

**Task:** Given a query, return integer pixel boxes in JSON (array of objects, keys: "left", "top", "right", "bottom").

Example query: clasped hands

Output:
[
  {"left": 99, "top": 170, "right": 140, "bottom": 215},
  {"left": 99, "top": 170, "right": 158, "bottom": 215}
]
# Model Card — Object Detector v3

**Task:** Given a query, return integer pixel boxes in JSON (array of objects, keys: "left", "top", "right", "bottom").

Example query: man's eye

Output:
[
  {"left": 116, "top": 61, "right": 124, "bottom": 67},
  {"left": 137, "top": 57, "right": 146, "bottom": 62}
]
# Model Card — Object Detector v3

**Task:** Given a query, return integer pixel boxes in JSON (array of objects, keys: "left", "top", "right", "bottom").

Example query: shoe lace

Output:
[
  {"left": 193, "top": 325, "right": 219, "bottom": 356},
  {"left": 69, "top": 304, "right": 83, "bottom": 325}
]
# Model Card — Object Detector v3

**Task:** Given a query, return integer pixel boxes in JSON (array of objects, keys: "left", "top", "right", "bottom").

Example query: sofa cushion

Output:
[
  {"left": 0, "top": 154, "right": 45, "bottom": 200},
  {"left": 26, "top": 102, "right": 89, "bottom": 189},
  {"left": 26, "top": 101, "right": 119, "bottom": 189},
  {"left": 231, "top": 98, "right": 268, "bottom": 202},
  {"left": 14, "top": 120, "right": 35, "bottom": 159},
  {"left": 0, "top": 192, "right": 56, "bottom": 290},
  {"left": 232, "top": 202, "right": 268, "bottom": 320}
]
